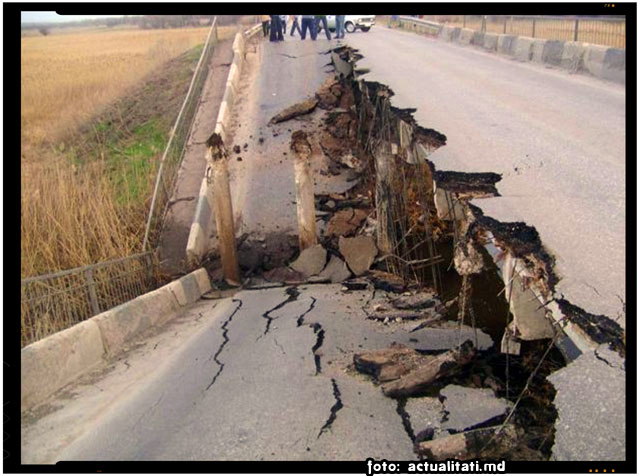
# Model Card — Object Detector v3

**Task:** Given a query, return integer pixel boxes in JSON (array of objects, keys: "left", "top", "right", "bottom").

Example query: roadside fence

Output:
[
  {"left": 418, "top": 15, "right": 625, "bottom": 49},
  {"left": 142, "top": 16, "right": 220, "bottom": 251},
  {"left": 21, "top": 252, "right": 158, "bottom": 347}
]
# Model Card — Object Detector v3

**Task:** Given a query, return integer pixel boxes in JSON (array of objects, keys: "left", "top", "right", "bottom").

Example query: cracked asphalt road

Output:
[{"left": 22, "top": 285, "right": 492, "bottom": 462}]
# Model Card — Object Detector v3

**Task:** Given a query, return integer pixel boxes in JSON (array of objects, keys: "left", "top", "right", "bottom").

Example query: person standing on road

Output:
[
  {"left": 300, "top": 14, "right": 317, "bottom": 40},
  {"left": 261, "top": 14, "right": 270, "bottom": 37},
  {"left": 315, "top": 14, "right": 332, "bottom": 40},
  {"left": 290, "top": 14, "right": 302, "bottom": 37},
  {"left": 269, "top": 15, "right": 284, "bottom": 42},
  {"left": 280, "top": 15, "right": 289, "bottom": 34},
  {"left": 335, "top": 15, "right": 346, "bottom": 39}
]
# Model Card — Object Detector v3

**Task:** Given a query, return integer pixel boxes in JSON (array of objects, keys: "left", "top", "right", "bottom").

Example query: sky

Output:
[{"left": 20, "top": 12, "right": 127, "bottom": 24}]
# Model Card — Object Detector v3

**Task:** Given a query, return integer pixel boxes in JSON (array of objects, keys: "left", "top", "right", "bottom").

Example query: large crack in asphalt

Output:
[
  {"left": 395, "top": 398, "right": 416, "bottom": 444},
  {"left": 294, "top": 296, "right": 324, "bottom": 375},
  {"left": 259, "top": 287, "right": 300, "bottom": 338},
  {"left": 296, "top": 296, "right": 317, "bottom": 327},
  {"left": 206, "top": 298, "right": 243, "bottom": 391},
  {"left": 317, "top": 378, "right": 344, "bottom": 439}
]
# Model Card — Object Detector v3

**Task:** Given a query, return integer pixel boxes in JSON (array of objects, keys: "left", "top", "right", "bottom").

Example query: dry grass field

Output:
[
  {"left": 22, "top": 27, "right": 210, "bottom": 149},
  {"left": 21, "top": 25, "right": 237, "bottom": 278}
]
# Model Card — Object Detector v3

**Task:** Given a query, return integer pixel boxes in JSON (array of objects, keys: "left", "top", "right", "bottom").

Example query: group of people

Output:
[{"left": 261, "top": 15, "right": 347, "bottom": 42}]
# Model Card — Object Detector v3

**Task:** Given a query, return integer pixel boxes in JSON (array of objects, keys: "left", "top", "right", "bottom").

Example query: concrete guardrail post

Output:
[
  {"left": 290, "top": 131, "right": 318, "bottom": 251},
  {"left": 206, "top": 133, "right": 240, "bottom": 285}
]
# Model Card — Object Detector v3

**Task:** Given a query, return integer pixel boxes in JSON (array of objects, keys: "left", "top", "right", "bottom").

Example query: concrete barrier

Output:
[
  {"left": 512, "top": 36, "right": 535, "bottom": 61},
  {"left": 397, "top": 17, "right": 625, "bottom": 85},
  {"left": 531, "top": 39, "right": 548, "bottom": 63},
  {"left": 583, "top": 45, "right": 625, "bottom": 84},
  {"left": 21, "top": 320, "right": 104, "bottom": 412},
  {"left": 458, "top": 28, "right": 474, "bottom": 45},
  {"left": 186, "top": 24, "right": 261, "bottom": 265},
  {"left": 21, "top": 268, "right": 212, "bottom": 411},
  {"left": 471, "top": 30, "right": 485, "bottom": 47},
  {"left": 483, "top": 32, "right": 498, "bottom": 51},
  {"left": 532, "top": 40, "right": 564, "bottom": 66},
  {"left": 439, "top": 25, "right": 459, "bottom": 42},
  {"left": 560, "top": 41, "right": 588, "bottom": 71},
  {"left": 497, "top": 34, "right": 516, "bottom": 55}
]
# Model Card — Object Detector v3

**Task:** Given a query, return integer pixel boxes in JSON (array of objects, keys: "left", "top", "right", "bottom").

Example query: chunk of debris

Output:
[
  {"left": 368, "top": 309, "right": 439, "bottom": 322},
  {"left": 368, "top": 270, "right": 405, "bottom": 293},
  {"left": 233, "top": 145, "right": 241, "bottom": 154},
  {"left": 391, "top": 291, "right": 438, "bottom": 310},
  {"left": 325, "top": 208, "right": 368, "bottom": 238},
  {"left": 354, "top": 343, "right": 426, "bottom": 382},
  {"left": 263, "top": 267, "right": 306, "bottom": 284},
  {"left": 500, "top": 326, "right": 521, "bottom": 355},
  {"left": 269, "top": 97, "right": 319, "bottom": 124},
  {"left": 319, "top": 255, "right": 352, "bottom": 283},
  {"left": 354, "top": 340, "right": 477, "bottom": 398},
  {"left": 381, "top": 341, "right": 476, "bottom": 398},
  {"left": 316, "top": 77, "right": 342, "bottom": 109},
  {"left": 439, "top": 384, "right": 512, "bottom": 432},
  {"left": 341, "top": 278, "right": 369, "bottom": 291},
  {"left": 453, "top": 240, "right": 484, "bottom": 275},
  {"left": 339, "top": 235, "right": 378, "bottom": 276},
  {"left": 290, "top": 244, "right": 327, "bottom": 277},
  {"left": 433, "top": 171, "right": 502, "bottom": 197},
  {"left": 414, "top": 424, "right": 519, "bottom": 460}
]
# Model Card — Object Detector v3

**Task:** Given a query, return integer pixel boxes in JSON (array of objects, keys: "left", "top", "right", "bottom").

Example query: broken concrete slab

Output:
[
  {"left": 404, "top": 397, "right": 446, "bottom": 442},
  {"left": 269, "top": 97, "right": 318, "bottom": 124},
  {"left": 319, "top": 255, "right": 352, "bottom": 283},
  {"left": 290, "top": 244, "right": 327, "bottom": 277},
  {"left": 440, "top": 384, "right": 511, "bottom": 432},
  {"left": 339, "top": 235, "right": 378, "bottom": 276},
  {"left": 325, "top": 208, "right": 368, "bottom": 238},
  {"left": 415, "top": 424, "right": 519, "bottom": 460},
  {"left": 510, "top": 274, "right": 554, "bottom": 340},
  {"left": 353, "top": 340, "right": 476, "bottom": 398},
  {"left": 548, "top": 344, "right": 625, "bottom": 461},
  {"left": 380, "top": 341, "right": 476, "bottom": 398},
  {"left": 354, "top": 343, "right": 424, "bottom": 383}
]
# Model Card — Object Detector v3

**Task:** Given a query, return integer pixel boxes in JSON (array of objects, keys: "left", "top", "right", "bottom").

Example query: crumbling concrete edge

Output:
[
  {"left": 186, "top": 23, "right": 263, "bottom": 267},
  {"left": 396, "top": 16, "right": 625, "bottom": 84},
  {"left": 337, "top": 42, "right": 626, "bottom": 463},
  {"left": 20, "top": 268, "right": 213, "bottom": 413},
  {"left": 336, "top": 45, "right": 625, "bottom": 360}
]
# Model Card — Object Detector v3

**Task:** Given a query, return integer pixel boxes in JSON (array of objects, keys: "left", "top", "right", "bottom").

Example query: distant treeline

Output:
[{"left": 22, "top": 14, "right": 251, "bottom": 32}]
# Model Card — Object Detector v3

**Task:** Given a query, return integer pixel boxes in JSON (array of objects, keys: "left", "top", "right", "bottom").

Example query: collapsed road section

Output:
[
  {"left": 324, "top": 45, "right": 626, "bottom": 461},
  {"left": 224, "top": 43, "right": 625, "bottom": 461}
]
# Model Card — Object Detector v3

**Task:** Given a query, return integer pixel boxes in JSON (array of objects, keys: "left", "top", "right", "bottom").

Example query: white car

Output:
[{"left": 323, "top": 15, "right": 375, "bottom": 33}]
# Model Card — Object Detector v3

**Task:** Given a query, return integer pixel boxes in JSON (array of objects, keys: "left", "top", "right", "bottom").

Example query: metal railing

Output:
[
  {"left": 142, "top": 16, "right": 220, "bottom": 251},
  {"left": 21, "top": 252, "right": 158, "bottom": 347},
  {"left": 418, "top": 15, "right": 626, "bottom": 49}
]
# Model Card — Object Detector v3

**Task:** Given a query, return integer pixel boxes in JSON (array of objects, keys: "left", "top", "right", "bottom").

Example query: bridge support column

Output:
[
  {"left": 290, "top": 131, "right": 317, "bottom": 251},
  {"left": 206, "top": 133, "right": 240, "bottom": 285}
]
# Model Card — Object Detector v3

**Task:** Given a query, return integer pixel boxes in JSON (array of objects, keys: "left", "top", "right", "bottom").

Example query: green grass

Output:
[
  {"left": 61, "top": 42, "right": 205, "bottom": 207},
  {"left": 105, "top": 119, "right": 167, "bottom": 205}
]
